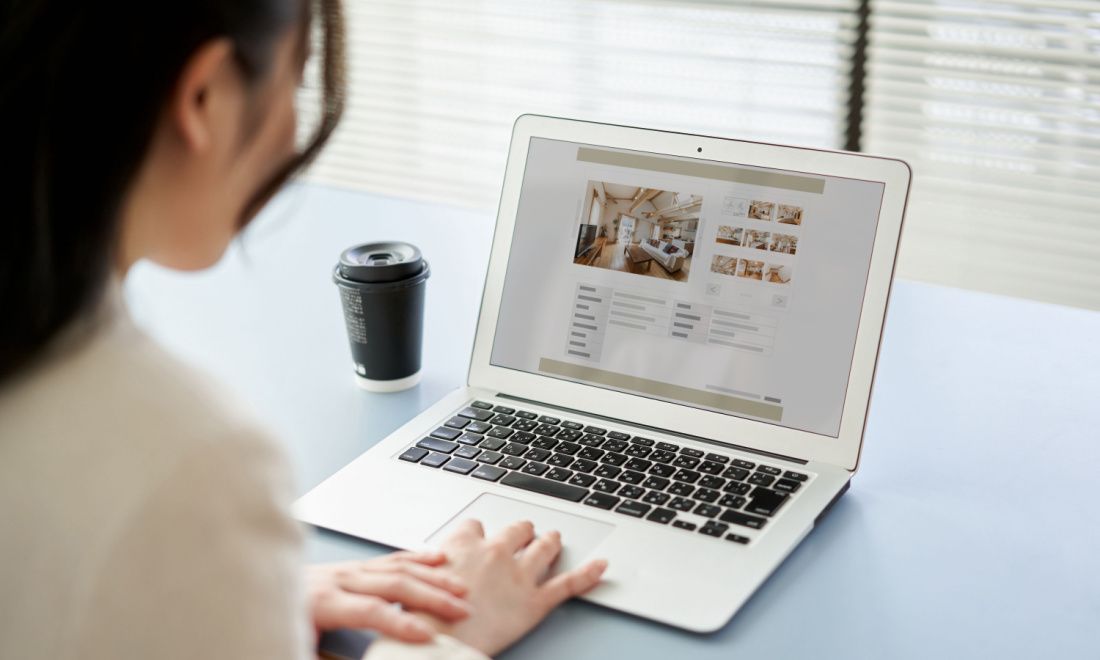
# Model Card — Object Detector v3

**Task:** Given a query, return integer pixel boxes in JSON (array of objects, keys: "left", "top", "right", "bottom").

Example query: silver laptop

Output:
[{"left": 294, "top": 115, "right": 910, "bottom": 632}]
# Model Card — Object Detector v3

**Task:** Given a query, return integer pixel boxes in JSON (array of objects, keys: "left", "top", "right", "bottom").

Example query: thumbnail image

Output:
[
  {"left": 738, "top": 259, "right": 765, "bottom": 280},
  {"left": 573, "top": 180, "right": 702, "bottom": 284},
  {"left": 721, "top": 196, "right": 749, "bottom": 216},
  {"left": 715, "top": 225, "right": 742, "bottom": 246},
  {"left": 744, "top": 229, "right": 770, "bottom": 250},
  {"left": 769, "top": 233, "right": 798, "bottom": 255},
  {"left": 710, "top": 255, "right": 738, "bottom": 277},
  {"left": 765, "top": 263, "right": 793, "bottom": 284},
  {"left": 777, "top": 204, "right": 803, "bottom": 225},
  {"left": 748, "top": 200, "right": 774, "bottom": 220}
]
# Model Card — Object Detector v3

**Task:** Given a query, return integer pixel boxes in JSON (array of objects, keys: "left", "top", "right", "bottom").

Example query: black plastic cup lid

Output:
[{"left": 338, "top": 242, "right": 424, "bottom": 283}]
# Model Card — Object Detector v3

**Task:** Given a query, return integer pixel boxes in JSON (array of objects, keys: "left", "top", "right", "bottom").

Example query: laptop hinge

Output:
[{"left": 496, "top": 393, "right": 808, "bottom": 466}]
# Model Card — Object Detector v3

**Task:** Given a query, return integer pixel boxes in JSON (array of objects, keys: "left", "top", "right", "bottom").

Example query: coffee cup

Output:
[{"left": 333, "top": 241, "right": 430, "bottom": 392}]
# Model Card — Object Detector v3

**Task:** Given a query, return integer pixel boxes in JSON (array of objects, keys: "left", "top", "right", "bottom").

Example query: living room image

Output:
[
  {"left": 710, "top": 254, "right": 739, "bottom": 277},
  {"left": 716, "top": 225, "right": 743, "bottom": 246},
  {"left": 572, "top": 180, "right": 702, "bottom": 283},
  {"left": 744, "top": 229, "right": 770, "bottom": 250},
  {"left": 769, "top": 233, "right": 798, "bottom": 254},
  {"left": 777, "top": 204, "right": 803, "bottom": 225},
  {"left": 765, "top": 263, "right": 793, "bottom": 284},
  {"left": 748, "top": 200, "right": 774, "bottom": 220},
  {"left": 738, "top": 259, "right": 765, "bottom": 280}
]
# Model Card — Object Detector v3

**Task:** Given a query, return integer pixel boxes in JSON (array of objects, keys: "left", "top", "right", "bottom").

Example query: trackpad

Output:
[{"left": 426, "top": 493, "right": 615, "bottom": 577}]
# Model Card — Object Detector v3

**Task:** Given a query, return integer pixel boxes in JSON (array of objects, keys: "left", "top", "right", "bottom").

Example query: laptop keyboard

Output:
[{"left": 397, "top": 400, "right": 812, "bottom": 545}]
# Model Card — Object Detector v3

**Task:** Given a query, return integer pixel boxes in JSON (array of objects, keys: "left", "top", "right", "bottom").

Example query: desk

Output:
[{"left": 125, "top": 183, "right": 1099, "bottom": 659}]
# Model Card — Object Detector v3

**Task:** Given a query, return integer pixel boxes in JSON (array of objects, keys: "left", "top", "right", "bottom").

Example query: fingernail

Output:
[
  {"left": 589, "top": 560, "right": 608, "bottom": 577},
  {"left": 411, "top": 619, "right": 434, "bottom": 636}
]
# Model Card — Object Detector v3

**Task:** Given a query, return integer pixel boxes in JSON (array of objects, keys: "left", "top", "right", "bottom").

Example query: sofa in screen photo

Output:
[{"left": 640, "top": 238, "right": 687, "bottom": 273}]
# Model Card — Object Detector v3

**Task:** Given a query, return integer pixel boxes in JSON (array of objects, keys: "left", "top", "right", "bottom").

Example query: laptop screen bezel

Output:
[{"left": 467, "top": 115, "right": 910, "bottom": 471}]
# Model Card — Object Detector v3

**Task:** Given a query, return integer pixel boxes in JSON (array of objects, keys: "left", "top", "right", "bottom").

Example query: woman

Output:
[{"left": 0, "top": 1, "right": 607, "bottom": 658}]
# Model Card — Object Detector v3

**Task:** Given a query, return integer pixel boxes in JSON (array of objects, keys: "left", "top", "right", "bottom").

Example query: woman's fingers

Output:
[
  {"left": 494, "top": 520, "right": 536, "bottom": 555},
  {"left": 539, "top": 559, "right": 608, "bottom": 609},
  {"left": 518, "top": 530, "right": 563, "bottom": 578},
  {"left": 444, "top": 518, "right": 486, "bottom": 548},
  {"left": 341, "top": 572, "right": 473, "bottom": 621},
  {"left": 388, "top": 560, "right": 469, "bottom": 597},
  {"left": 333, "top": 593, "right": 437, "bottom": 643},
  {"left": 388, "top": 549, "right": 448, "bottom": 566}
]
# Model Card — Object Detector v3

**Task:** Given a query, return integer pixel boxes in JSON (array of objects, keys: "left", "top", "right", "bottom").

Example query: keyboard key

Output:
[
  {"left": 572, "top": 459, "right": 598, "bottom": 473},
  {"left": 492, "top": 405, "right": 515, "bottom": 414},
  {"left": 705, "top": 453, "right": 729, "bottom": 464},
  {"left": 624, "top": 458, "right": 652, "bottom": 472},
  {"left": 746, "top": 488, "right": 789, "bottom": 516},
  {"left": 460, "top": 407, "right": 494, "bottom": 420},
  {"left": 472, "top": 465, "right": 506, "bottom": 482},
  {"left": 619, "top": 485, "right": 645, "bottom": 499},
  {"left": 511, "top": 431, "right": 536, "bottom": 444},
  {"left": 773, "top": 478, "right": 802, "bottom": 493},
  {"left": 490, "top": 414, "right": 516, "bottom": 426},
  {"left": 594, "top": 464, "right": 621, "bottom": 478},
  {"left": 499, "top": 456, "right": 526, "bottom": 470},
  {"left": 618, "top": 470, "right": 645, "bottom": 485},
  {"left": 557, "top": 429, "right": 582, "bottom": 442},
  {"left": 594, "top": 479, "right": 621, "bottom": 493},
  {"left": 534, "top": 423, "right": 560, "bottom": 436},
  {"left": 399, "top": 447, "right": 428, "bottom": 463},
  {"left": 650, "top": 450, "right": 675, "bottom": 464},
  {"left": 607, "top": 431, "right": 631, "bottom": 441},
  {"left": 584, "top": 426, "right": 607, "bottom": 435},
  {"left": 699, "top": 521, "right": 728, "bottom": 537},
  {"left": 672, "top": 469, "right": 700, "bottom": 484},
  {"left": 720, "top": 510, "right": 768, "bottom": 529},
  {"left": 783, "top": 470, "right": 809, "bottom": 482},
  {"left": 615, "top": 500, "right": 651, "bottom": 518},
  {"left": 694, "top": 504, "right": 721, "bottom": 518},
  {"left": 466, "top": 421, "right": 491, "bottom": 434},
  {"left": 479, "top": 437, "right": 507, "bottom": 451},
  {"left": 723, "top": 481, "right": 751, "bottom": 495},
  {"left": 521, "top": 462, "right": 550, "bottom": 476},
  {"left": 512, "top": 419, "right": 539, "bottom": 432},
  {"left": 692, "top": 488, "right": 719, "bottom": 503},
  {"left": 656, "top": 442, "right": 679, "bottom": 452},
  {"left": 476, "top": 451, "right": 503, "bottom": 464},
  {"left": 731, "top": 458, "right": 755, "bottom": 469},
  {"left": 632, "top": 437, "right": 655, "bottom": 447},
  {"left": 625, "top": 445, "right": 652, "bottom": 458},
  {"left": 642, "top": 476, "right": 670, "bottom": 490},
  {"left": 747, "top": 473, "right": 775, "bottom": 487},
  {"left": 548, "top": 453, "right": 574, "bottom": 468},
  {"left": 722, "top": 467, "right": 750, "bottom": 481},
  {"left": 515, "top": 410, "right": 538, "bottom": 420},
  {"left": 583, "top": 492, "right": 619, "bottom": 510},
  {"left": 487, "top": 426, "right": 515, "bottom": 439},
  {"left": 699, "top": 461, "right": 724, "bottom": 475},
  {"left": 443, "top": 458, "right": 477, "bottom": 475},
  {"left": 421, "top": 452, "right": 450, "bottom": 468},
  {"left": 502, "top": 472, "right": 588, "bottom": 502},
  {"left": 578, "top": 447, "right": 605, "bottom": 460},
  {"left": 430, "top": 427, "right": 462, "bottom": 441},
  {"left": 668, "top": 482, "right": 695, "bottom": 497},
  {"left": 680, "top": 447, "right": 704, "bottom": 458},
  {"left": 756, "top": 465, "right": 782, "bottom": 476},
  {"left": 719, "top": 494, "right": 746, "bottom": 509},
  {"left": 649, "top": 464, "right": 675, "bottom": 478},
  {"left": 455, "top": 446, "right": 481, "bottom": 459},
  {"left": 556, "top": 441, "right": 581, "bottom": 455},
  {"left": 560, "top": 420, "right": 583, "bottom": 430},
  {"left": 603, "top": 439, "right": 629, "bottom": 453},
  {"left": 672, "top": 520, "right": 696, "bottom": 531},
  {"left": 532, "top": 436, "right": 559, "bottom": 450},
  {"left": 699, "top": 475, "right": 725, "bottom": 490},
  {"left": 444, "top": 416, "right": 470, "bottom": 429},
  {"left": 499, "top": 442, "right": 526, "bottom": 456},
  {"left": 642, "top": 491, "right": 671, "bottom": 505},
  {"left": 646, "top": 508, "right": 676, "bottom": 524},
  {"left": 417, "top": 438, "right": 458, "bottom": 454},
  {"left": 668, "top": 497, "right": 694, "bottom": 511},
  {"left": 537, "top": 415, "right": 561, "bottom": 425},
  {"left": 456, "top": 432, "right": 483, "bottom": 445},
  {"left": 546, "top": 468, "right": 573, "bottom": 482},
  {"left": 672, "top": 455, "right": 700, "bottom": 469},
  {"left": 470, "top": 401, "right": 494, "bottom": 410},
  {"left": 600, "top": 452, "right": 627, "bottom": 467},
  {"left": 725, "top": 534, "right": 750, "bottom": 544},
  {"left": 579, "top": 434, "right": 605, "bottom": 448},
  {"left": 568, "top": 473, "right": 597, "bottom": 487}
]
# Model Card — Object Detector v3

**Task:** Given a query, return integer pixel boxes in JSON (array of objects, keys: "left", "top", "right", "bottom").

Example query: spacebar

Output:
[{"left": 500, "top": 472, "right": 588, "bottom": 502}]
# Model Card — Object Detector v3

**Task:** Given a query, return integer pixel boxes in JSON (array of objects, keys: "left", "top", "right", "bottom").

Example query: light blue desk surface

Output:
[{"left": 126, "top": 183, "right": 1099, "bottom": 659}]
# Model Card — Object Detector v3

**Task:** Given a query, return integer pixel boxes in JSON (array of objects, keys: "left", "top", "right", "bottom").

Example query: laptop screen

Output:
[{"left": 490, "top": 138, "right": 886, "bottom": 438}]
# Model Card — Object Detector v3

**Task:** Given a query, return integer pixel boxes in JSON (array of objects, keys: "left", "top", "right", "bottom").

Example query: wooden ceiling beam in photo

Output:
[
  {"left": 629, "top": 188, "right": 659, "bottom": 213},
  {"left": 648, "top": 197, "right": 702, "bottom": 220}
]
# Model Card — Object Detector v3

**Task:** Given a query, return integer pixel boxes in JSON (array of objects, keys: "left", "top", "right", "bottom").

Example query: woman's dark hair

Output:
[{"left": 0, "top": 0, "right": 345, "bottom": 383}]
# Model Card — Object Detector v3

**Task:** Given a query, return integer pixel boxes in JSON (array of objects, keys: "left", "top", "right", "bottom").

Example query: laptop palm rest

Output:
[{"left": 426, "top": 493, "right": 615, "bottom": 578}]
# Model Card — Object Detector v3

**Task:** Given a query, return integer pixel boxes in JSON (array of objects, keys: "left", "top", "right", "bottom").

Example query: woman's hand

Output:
[
  {"left": 306, "top": 550, "right": 473, "bottom": 643},
  {"left": 417, "top": 520, "right": 608, "bottom": 656}
]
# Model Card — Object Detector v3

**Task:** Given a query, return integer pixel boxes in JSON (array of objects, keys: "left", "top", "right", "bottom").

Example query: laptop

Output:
[{"left": 294, "top": 115, "right": 910, "bottom": 632}]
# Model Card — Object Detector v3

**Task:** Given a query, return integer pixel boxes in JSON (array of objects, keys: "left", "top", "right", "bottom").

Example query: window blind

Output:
[
  {"left": 863, "top": 0, "right": 1100, "bottom": 309},
  {"left": 300, "top": 0, "right": 861, "bottom": 210}
]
